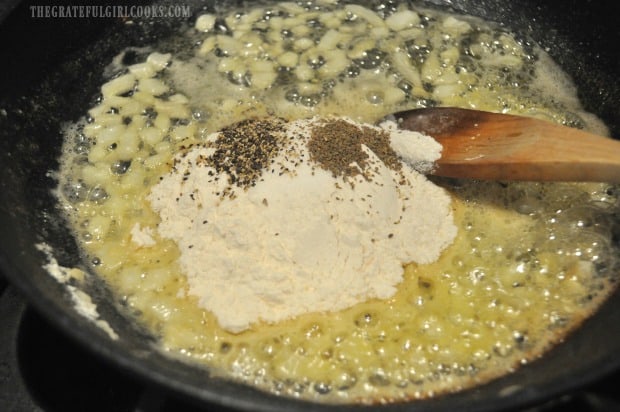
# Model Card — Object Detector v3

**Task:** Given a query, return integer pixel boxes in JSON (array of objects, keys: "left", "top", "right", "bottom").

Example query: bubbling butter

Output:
[{"left": 55, "top": 0, "right": 620, "bottom": 405}]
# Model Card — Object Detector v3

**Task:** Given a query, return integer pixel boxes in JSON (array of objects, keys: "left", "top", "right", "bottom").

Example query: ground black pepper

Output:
[
  {"left": 212, "top": 118, "right": 287, "bottom": 187},
  {"left": 181, "top": 117, "right": 288, "bottom": 198},
  {"left": 308, "top": 119, "right": 401, "bottom": 179},
  {"left": 175, "top": 117, "right": 403, "bottom": 200}
]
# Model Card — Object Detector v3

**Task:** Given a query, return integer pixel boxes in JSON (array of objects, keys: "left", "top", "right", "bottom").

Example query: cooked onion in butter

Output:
[{"left": 56, "top": 0, "right": 619, "bottom": 404}]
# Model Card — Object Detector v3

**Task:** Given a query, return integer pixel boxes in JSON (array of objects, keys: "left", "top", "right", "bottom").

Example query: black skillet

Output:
[{"left": 1, "top": 0, "right": 619, "bottom": 411}]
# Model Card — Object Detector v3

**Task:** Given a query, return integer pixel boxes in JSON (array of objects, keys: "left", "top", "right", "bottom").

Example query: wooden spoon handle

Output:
[{"left": 396, "top": 108, "right": 620, "bottom": 183}]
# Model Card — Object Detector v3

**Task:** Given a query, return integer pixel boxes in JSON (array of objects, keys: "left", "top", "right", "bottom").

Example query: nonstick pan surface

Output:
[{"left": 0, "top": 1, "right": 619, "bottom": 411}]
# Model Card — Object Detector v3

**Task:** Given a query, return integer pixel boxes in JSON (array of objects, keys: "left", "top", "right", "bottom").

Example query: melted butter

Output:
[{"left": 56, "top": 0, "right": 620, "bottom": 404}]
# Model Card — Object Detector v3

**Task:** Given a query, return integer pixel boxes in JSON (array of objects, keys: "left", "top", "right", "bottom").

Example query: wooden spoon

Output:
[{"left": 394, "top": 107, "right": 620, "bottom": 182}]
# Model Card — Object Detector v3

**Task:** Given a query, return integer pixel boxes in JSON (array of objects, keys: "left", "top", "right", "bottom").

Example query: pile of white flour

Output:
[{"left": 147, "top": 117, "right": 456, "bottom": 333}]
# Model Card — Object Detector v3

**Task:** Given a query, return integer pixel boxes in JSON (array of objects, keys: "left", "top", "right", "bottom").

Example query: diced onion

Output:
[
  {"left": 195, "top": 14, "right": 216, "bottom": 32},
  {"left": 385, "top": 10, "right": 420, "bottom": 31},
  {"left": 146, "top": 52, "right": 171, "bottom": 71},
  {"left": 101, "top": 73, "right": 136, "bottom": 98}
]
